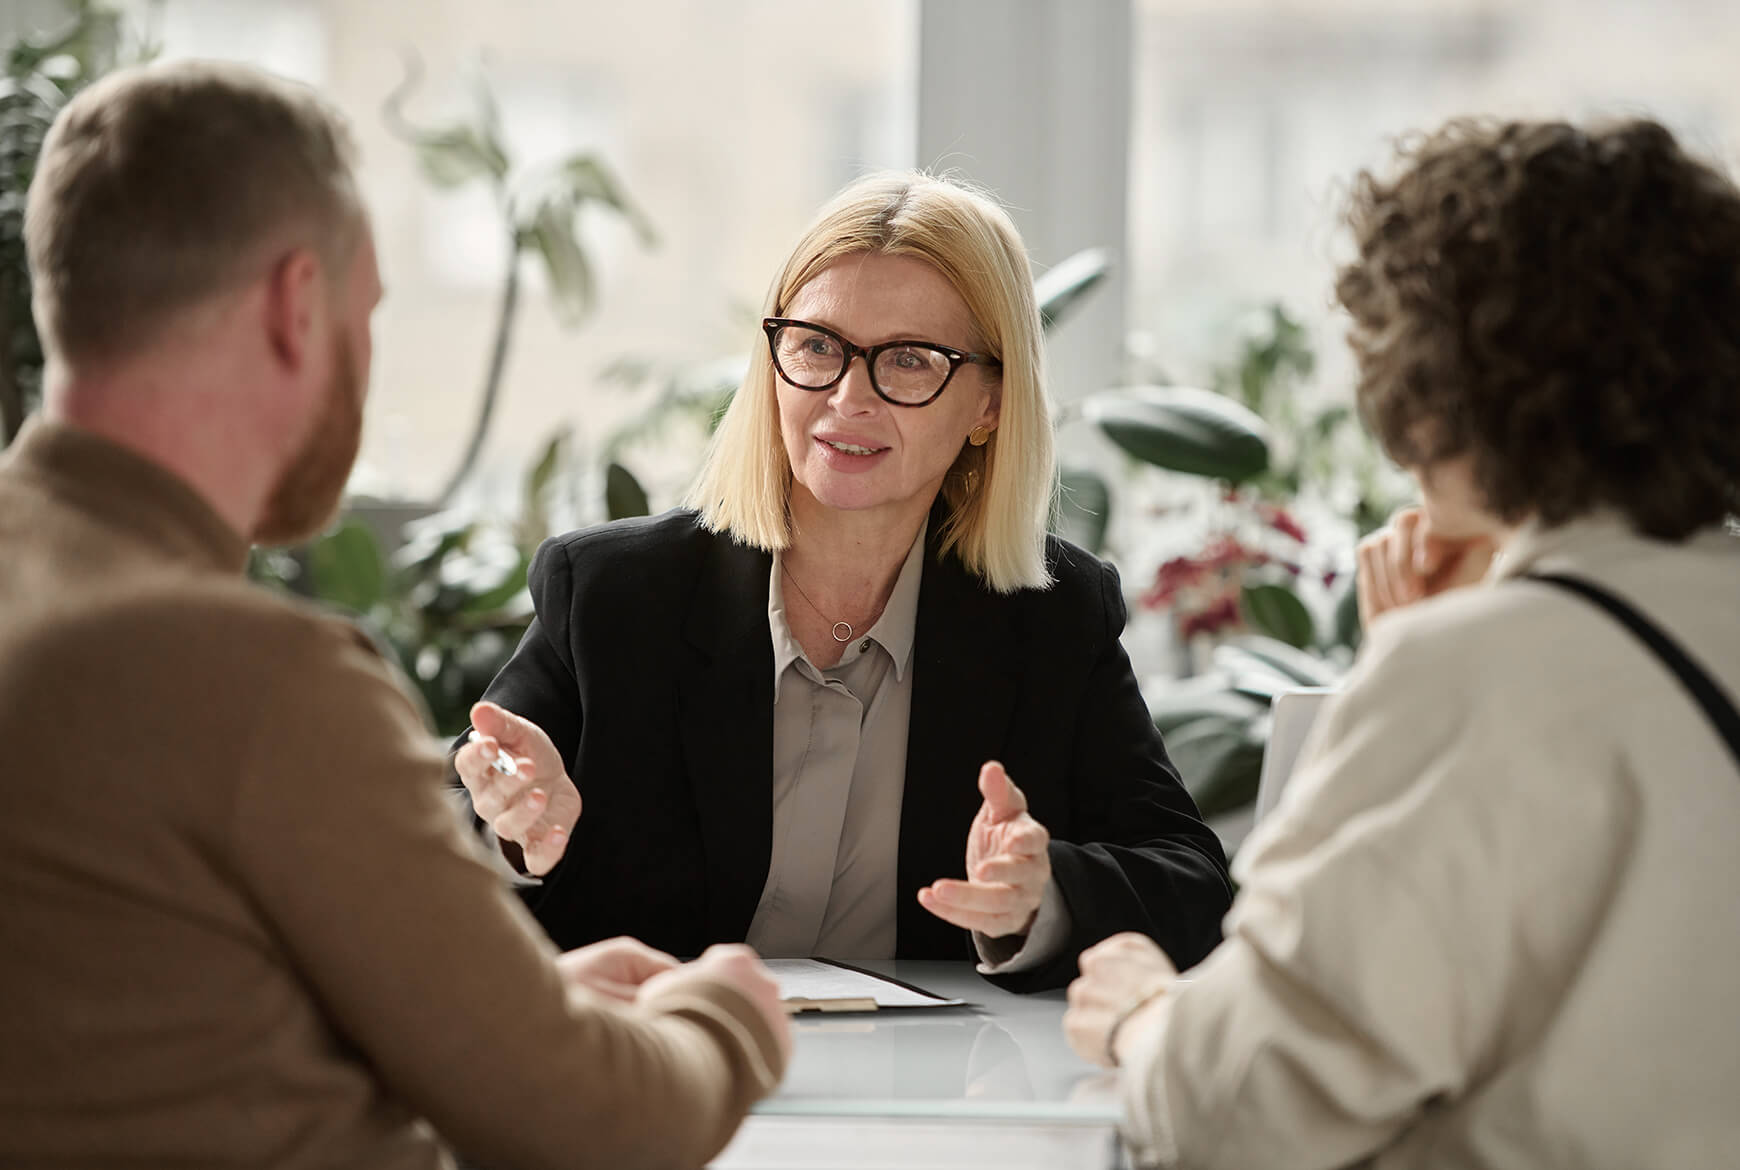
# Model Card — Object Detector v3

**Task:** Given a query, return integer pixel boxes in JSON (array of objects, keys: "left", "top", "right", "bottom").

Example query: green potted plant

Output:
[
  {"left": 1, "top": 0, "right": 137, "bottom": 447},
  {"left": 1075, "top": 307, "right": 1404, "bottom": 824},
  {"left": 383, "top": 58, "right": 658, "bottom": 505},
  {"left": 253, "top": 58, "right": 663, "bottom": 732}
]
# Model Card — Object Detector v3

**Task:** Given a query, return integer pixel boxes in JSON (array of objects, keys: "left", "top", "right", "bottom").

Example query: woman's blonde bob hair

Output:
[{"left": 685, "top": 170, "right": 1055, "bottom": 593}]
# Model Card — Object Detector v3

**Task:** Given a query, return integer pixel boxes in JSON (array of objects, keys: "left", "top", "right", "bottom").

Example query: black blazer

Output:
[{"left": 463, "top": 508, "right": 1231, "bottom": 992}]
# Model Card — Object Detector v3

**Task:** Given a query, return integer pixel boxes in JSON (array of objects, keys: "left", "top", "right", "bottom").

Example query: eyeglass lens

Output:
[{"left": 771, "top": 323, "right": 953, "bottom": 404}]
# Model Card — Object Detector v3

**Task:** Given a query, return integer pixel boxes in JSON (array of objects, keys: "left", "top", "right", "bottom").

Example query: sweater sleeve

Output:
[{"left": 229, "top": 618, "right": 783, "bottom": 1170}]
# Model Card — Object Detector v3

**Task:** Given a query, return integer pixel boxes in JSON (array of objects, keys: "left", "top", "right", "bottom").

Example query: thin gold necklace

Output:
[{"left": 782, "top": 564, "right": 856, "bottom": 643}]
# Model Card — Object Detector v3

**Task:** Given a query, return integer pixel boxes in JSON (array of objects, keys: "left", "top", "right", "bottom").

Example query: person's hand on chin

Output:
[
  {"left": 918, "top": 761, "right": 1052, "bottom": 940},
  {"left": 1357, "top": 505, "right": 1499, "bottom": 626}
]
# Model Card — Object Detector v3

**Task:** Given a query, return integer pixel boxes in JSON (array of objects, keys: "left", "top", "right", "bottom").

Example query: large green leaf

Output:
[
  {"left": 525, "top": 430, "right": 567, "bottom": 500},
  {"left": 1148, "top": 687, "right": 1267, "bottom": 736},
  {"left": 1240, "top": 583, "right": 1316, "bottom": 649},
  {"left": 555, "top": 153, "right": 658, "bottom": 246},
  {"left": 462, "top": 551, "right": 532, "bottom": 616},
  {"left": 605, "top": 461, "right": 650, "bottom": 520},
  {"left": 523, "top": 199, "right": 595, "bottom": 323},
  {"left": 1034, "top": 246, "right": 1111, "bottom": 332},
  {"left": 517, "top": 156, "right": 658, "bottom": 323},
  {"left": 1332, "top": 581, "right": 1363, "bottom": 653},
  {"left": 393, "top": 513, "right": 474, "bottom": 574},
  {"left": 1166, "top": 713, "right": 1267, "bottom": 817},
  {"left": 308, "top": 518, "right": 387, "bottom": 615},
  {"left": 382, "top": 58, "right": 510, "bottom": 191},
  {"left": 1228, "top": 304, "right": 1315, "bottom": 415},
  {"left": 1210, "top": 643, "right": 1308, "bottom": 702},
  {"left": 1083, "top": 386, "right": 1271, "bottom": 483},
  {"left": 1193, "top": 740, "right": 1267, "bottom": 818},
  {"left": 519, "top": 428, "right": 569, "bottom": 550},
  {"left": 413, "top": 125, "right": 509, "bottom": 189},
  {"left": 1148, "top": 675, "right": 1270, "bottom": 817},
  {"left": 1225, "top": 634, "right": 1341, "bottom": 687},
  {"left": 1053, "top": 467, "right": 1111, "bottom": 554},
  {"left": 436, "top": 540, "right": 522, "bottom": 599}
]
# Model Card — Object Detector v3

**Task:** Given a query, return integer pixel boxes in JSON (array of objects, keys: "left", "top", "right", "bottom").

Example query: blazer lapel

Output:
[
  {"left": 897, "top": 535, "right": 1022, "bottom": 958},
  {"left": 678, "top": 534, "right": 776, "bottom": 945}
]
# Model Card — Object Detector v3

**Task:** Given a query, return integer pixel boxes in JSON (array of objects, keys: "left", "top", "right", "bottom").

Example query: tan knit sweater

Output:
[{"left": 0, "top": 421, "right": 783, "bottom": 1170}]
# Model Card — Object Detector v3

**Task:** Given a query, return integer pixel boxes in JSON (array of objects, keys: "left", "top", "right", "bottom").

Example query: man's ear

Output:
[{"left": 262, "top": 248, "right": 324, "bottom": 372}]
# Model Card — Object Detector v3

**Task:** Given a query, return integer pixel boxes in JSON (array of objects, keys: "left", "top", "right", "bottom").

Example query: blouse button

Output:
[{"left": 860, "top": 639, "right": 872, "bottom": 653}]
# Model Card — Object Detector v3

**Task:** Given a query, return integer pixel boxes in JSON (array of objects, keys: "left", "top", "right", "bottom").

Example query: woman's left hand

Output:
[
  {"left": 1065, "top": 932, "right": 1177, "bottom": 1067},
  {"left": 919, "top": 761, "right": 1052, "bottom": 939}
]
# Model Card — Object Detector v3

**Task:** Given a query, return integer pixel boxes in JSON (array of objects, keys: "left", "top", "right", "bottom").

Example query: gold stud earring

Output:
[{"left": 968, "top": 425, "right": 992, "bottom": 447}]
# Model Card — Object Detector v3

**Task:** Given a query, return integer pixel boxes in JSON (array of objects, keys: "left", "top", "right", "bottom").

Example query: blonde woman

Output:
[{"left": 453, "top": 172, "right": 1231, "bottom": 991}]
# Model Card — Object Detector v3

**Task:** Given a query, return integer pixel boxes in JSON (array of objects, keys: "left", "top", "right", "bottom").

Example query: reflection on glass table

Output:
[
  {"left": 715, "top": 960, "right": 1128, "bottom": 1168},
  {"left": 760, "top": 960, "right": 1117, "bottom": 1123}
]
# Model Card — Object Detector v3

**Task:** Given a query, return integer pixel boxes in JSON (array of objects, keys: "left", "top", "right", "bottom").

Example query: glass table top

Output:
[{"left": 755, "top": 960, "right": 1121, "bottom": 1124}]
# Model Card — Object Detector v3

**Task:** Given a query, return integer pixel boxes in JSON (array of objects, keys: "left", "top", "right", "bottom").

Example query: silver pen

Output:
[{"left": 467, "top": 729, "right": 519, "bottom": 777}]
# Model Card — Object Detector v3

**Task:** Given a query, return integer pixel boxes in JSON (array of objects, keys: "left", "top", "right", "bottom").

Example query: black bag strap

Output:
[{"left": 1528, "top": 572, "right": 1740, "bottom": 772}]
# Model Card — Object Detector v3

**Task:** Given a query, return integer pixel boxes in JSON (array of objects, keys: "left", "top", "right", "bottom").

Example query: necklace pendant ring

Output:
[{"left": 831, "top": 621, "right": 853, "bottom": 643}]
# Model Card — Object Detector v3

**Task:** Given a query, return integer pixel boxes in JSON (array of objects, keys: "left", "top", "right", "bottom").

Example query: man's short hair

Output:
[
  {"left": 1336, "top": 117, "right": 1740, "bottom": 539},
  {"left": 25, "top": 59, "right": 360, "bottom": 365}
]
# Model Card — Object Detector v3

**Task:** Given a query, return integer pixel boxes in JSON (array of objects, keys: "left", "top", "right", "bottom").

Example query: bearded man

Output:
[{"left": 0, "top": 60, "right": 788, "bottom": 1170}]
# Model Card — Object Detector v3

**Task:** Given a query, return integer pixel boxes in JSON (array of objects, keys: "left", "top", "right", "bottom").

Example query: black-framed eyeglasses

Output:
[{"left": 762, "top": 317, "right": 1001, "bottom": 407}]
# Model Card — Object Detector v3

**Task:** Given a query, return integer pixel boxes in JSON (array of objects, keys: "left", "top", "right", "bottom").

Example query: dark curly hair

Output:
[{"left": 1335, "top": 117, "right": 1740, "bottom": 539}]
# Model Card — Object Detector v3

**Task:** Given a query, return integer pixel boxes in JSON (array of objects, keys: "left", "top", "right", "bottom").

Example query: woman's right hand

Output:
[
  {"left": 1356, "top": 506, "right": 1499, "bottom": 627},
  {"left": 455, "top": 700, "right": 580, "bottom": 876}
]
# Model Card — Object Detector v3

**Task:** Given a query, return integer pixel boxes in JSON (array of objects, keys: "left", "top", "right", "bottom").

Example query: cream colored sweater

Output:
[{"left": 1120, "top": 516, "right": 1740, "bottom": 1168}]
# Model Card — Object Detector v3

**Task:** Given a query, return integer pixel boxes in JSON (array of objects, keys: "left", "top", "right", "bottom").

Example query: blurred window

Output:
[
  {"left": 1127, "top": 0, "right": 1738, "bottom": 384},
  {"left": 116, "top": 0, "right": 916, "bottom": 502}
]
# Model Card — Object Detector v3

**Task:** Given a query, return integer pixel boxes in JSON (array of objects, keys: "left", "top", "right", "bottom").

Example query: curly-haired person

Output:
[{"left": 1065, "top": 117, "right": 1740, "bottom": 1169}]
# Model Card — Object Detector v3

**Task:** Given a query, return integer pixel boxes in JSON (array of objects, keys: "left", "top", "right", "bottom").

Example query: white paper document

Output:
[{"left": 766, "top": 959, "right": 967, "bottom": 1012}]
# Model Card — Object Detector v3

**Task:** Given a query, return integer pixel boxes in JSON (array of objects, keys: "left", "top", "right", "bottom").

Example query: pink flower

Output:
[
  {"left": 1142, "top": 555, "right": 1212, "bottom": 609},
  {"left": 1178, "top": 595, "right": 1241, "bottom": 639},
  {"left": 1200, "top": 534, "right": 1267, "bottom": 571},
  {"left": 1259, "top": 502, "right": 1309, "bottom": 545}
]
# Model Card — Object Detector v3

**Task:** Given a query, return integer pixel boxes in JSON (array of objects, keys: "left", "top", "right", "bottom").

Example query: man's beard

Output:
[{"left": 253, "top": 332, "right": 365, "bottom": 547}]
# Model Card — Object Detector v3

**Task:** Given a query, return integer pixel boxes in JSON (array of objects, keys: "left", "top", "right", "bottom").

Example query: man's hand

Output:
[
  {"left": 1065, "top": 932, "right": 1177, "bottom": 1067},
  {"left": 454, "top": 700, "right": 581, "bottom": 876},
  {"left": 637, "top": 944, "right": 793, "bottom": 1065},
  {"left": 555, "top": 937, "right": 681, "bottom": 1004},
  {"left": 918, "top": 762, "right": 1052, "bottom": 940},
  {"left": 1357, "top": 506, "right": 1499, "bottom": 627}
]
